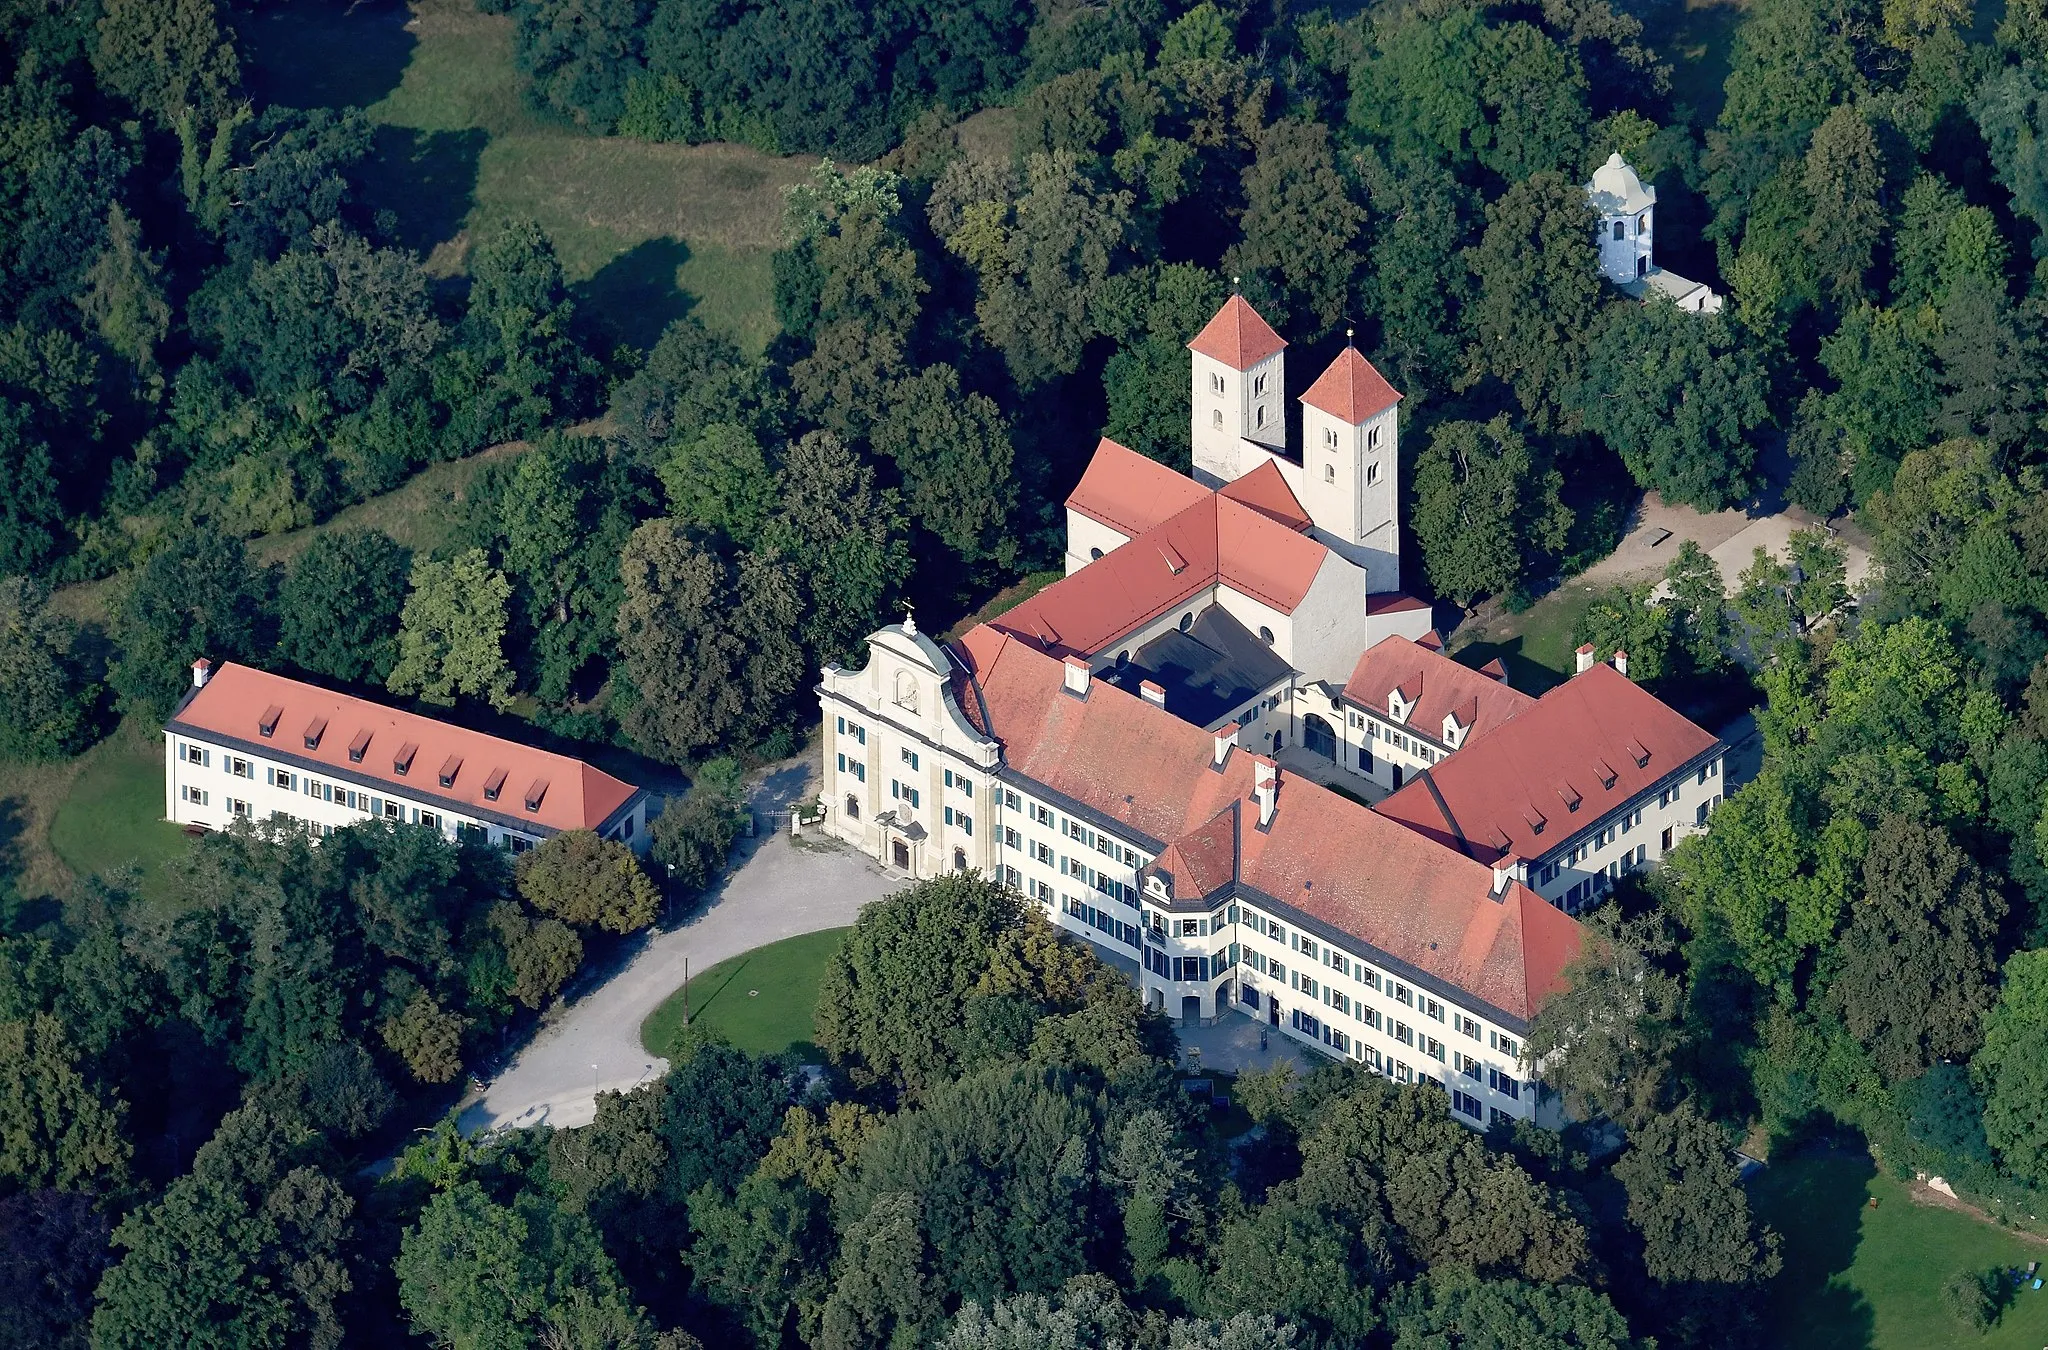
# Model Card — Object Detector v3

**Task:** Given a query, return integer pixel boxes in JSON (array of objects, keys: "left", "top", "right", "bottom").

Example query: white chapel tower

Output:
[{"left": 1586, "top": 152, "right": 1723, "bottom": 314}]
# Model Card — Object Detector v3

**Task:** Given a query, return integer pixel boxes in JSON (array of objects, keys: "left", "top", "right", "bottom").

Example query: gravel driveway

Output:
[{"left": 459, "top": 763, "right": 899, "bottom": 1134}]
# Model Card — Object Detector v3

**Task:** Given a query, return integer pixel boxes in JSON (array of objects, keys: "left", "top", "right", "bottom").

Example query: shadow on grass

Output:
[
  {"left": 572, "top": 238, "right": 698, "bottom": 355},
  {"left": 359, "top": 124, "right": 488, "bottom": 257},
  {"left": 1452, "top": 634, "right": 1570, "bottom": 695},
  {"left": 235, "top": 0, "right": 417, "bottom": 111},
  {"left": 1751, "top": 1149, "right": 1880, "bottom": 1350}
]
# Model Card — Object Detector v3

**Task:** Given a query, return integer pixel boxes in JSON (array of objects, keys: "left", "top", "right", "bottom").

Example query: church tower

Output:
[
  {"left": 1299, "top": 342, "right": 1403, "bottom": 594},
  {"left": 1187, "top": 295, "right": 1286, "bottom": 488}
]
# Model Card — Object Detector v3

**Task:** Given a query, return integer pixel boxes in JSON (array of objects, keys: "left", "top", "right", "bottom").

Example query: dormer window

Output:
[
  {"left": 258, "top": 705, "right": 283, "bottom": 738},
  {"left": 347, "top": 728, "right": 370, "bottom": 762},
  {"left": 305, "top": 717, "right": 328, "bottom": 751},
  {"left": 524, "top": 778, "right": 548, "bottom": 813},
  {"left": 439, "top": 755, "right": 462, "bottom": 789},
  {"left": 393, "top": 742, "right": 417, "bottom": 776},
  {"left": 483, "top": 767, "right": 507, "bottom": 802}
]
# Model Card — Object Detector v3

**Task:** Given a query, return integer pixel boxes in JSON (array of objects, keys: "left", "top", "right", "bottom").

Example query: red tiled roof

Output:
[
  {"left": 1367, "top": 592, "right": 1431, "bottom": 615},
  {"left": 951, "top": 627, "right": 1581, "bottom": 1024},
  {"left": 1066, "top": 437, "right": 1211, "bottom": 539},
  {"left": 1344, "top": 637, "right": 1536, "bottom": 745},
  {"left": 169, "top": 663, "right": 641, "bottom": 834},
  {"left": 1217, "top": 460, "right": 1312, "bottom": 531},
  {"left": 1300, "top": 346, "right": 1402, "bottom": 424},
  {"left": 991, "top": 494, "right": 1329, "bottom": 659},
  {"left": 1375, "top": 663, "right": 1720, "bottom": 864},
  {"left": 1188, "top": 296, "right": 1287, "bottom": 370}
]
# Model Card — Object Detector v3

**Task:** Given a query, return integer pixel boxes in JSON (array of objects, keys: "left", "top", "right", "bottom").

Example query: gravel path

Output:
[{"left": 459, "top": 763, "right": 898, "bottom": 1134}]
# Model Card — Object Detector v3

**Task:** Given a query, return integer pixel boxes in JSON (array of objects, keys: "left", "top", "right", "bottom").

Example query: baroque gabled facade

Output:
[{"left": 817, "top": 297, "right": 1726, "bottom": 1128}]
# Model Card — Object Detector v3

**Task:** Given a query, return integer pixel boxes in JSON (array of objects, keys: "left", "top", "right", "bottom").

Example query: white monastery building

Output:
[
  {"left": 165, "top": 660, "right": 651, "bottom": 853},
  {"left": 818, "top": 297, "right": 1728, "bottom": 1130},
  {"left": 1587, "top": 151, "right": 1723, "bottom": 314}
]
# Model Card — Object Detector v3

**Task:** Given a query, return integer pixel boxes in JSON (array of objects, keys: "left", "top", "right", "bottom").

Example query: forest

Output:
[{"left": 8, "top": 0, "right": 2048, "bottom": 1342}]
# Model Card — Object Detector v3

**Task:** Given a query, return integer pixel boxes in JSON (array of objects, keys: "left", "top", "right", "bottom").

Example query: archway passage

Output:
[{"left": 1303, "top": 713, "right": 1337, "bottom": 759}]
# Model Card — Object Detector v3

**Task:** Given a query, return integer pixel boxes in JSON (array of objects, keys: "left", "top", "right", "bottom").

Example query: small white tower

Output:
[
  {"left": 1299, "top": 339, "right": 1403, "bottom": 593},
  {"left": 1587, "top": 152, "right": 1655, "bottom": 285},
  {"left": 1187, "top": 294, "right": 1286, "bottom": 488}
]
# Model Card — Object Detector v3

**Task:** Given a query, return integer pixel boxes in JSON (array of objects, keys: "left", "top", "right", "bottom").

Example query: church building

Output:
[{"left": 815, "top": 297, "right": 1726, "bottom": 1128}]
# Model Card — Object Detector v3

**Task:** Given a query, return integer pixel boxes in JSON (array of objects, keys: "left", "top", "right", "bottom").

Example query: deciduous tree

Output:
[
  {"left": 1410, "top": 414, "right": 1571, "bottom": 608},
  {"left": 276, "top": 530, "right": 411, "bottom": 685},
  {"left": 387, "top": 548, "right": 517, "bottom": 710},
  {"left": 518, "top": 831, "right": 660, "bottom": 934}
]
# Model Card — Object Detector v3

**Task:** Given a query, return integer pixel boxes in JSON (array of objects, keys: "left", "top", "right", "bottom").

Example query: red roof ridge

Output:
[
  {"left": 1300, "top": 345, "right": 1402, "bottom": 424},
  {"left": 1187, "top": 296, "right": 1286, "bottom": 370},
  {"left": 1066, "top": 437, "right": 1211, "bottom": 539},
  {"left": 1216, "top": 460, "right": 1312, "bottom": 531}
]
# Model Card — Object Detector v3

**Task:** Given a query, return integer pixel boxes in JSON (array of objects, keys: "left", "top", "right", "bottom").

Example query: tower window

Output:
[
  {"left": 1212, "top": 409, "right": 1223, "bottom": 428},
  {"left": 1368, "top": 425, "right": 1381, "bottom": 450},
  {"left": 1613, "top": 220, "right": 1625, "bottom": 241},
  {"left": 1324, "top": 463, "right": 1335, "bottom": 482},
  {"left": 1253, "top": 373, "right": 1268, "bottom": 396},
  {"left": 1210, "top": 372, "right": 1225, "bottom": 394},
  {"left": 1323, "top": 427, "right": 1338, "bottom": 450},
  {"left": 1254, "top": 405, "right": 1266, "bottom": 428},
  {"left": 1366, "top": 462, "right": 1380, "bottom": 486}
]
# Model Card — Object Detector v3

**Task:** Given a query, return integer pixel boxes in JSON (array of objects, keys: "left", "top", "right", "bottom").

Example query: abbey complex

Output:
[{"left": 817, "top": 289, "right": 1727, "bottom": 1128}]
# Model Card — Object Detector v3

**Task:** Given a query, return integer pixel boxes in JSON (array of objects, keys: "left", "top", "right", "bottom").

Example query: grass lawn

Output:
[
  {"left": 234, "top": 0, "right": 813, "bottom": 356},
  {"left": 1753, "top": 1153, "right": 2048, "bottom": 1350},
  {"left": 46, "top": 720, "right": 193, "bottom": 900},
  {"left": 641, "top": 928, "right": 849, "bottom": 1061},
  {"left": 1448, "top": 584, "right": 1602, "bottom": 693}
]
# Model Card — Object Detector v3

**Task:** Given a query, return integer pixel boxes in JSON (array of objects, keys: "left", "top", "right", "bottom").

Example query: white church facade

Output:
[{"left": 816, "top": 297, "right": 1725, "bottom": 1128}]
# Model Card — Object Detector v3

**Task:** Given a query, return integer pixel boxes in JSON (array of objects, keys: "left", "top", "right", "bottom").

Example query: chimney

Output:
[
  {"left": 191, "top": 658, "right": 212, "bottom": 689},
  {"left": 1574, "top": 643, "right": 1596, "bottom": 675},
  {"left": 1491, "top": 854, "right": 1522, "bottom": 898},
  {"left": 1212, "top": 721, "right": 1239, "bottom": 769},
  {"left": 1253, "top": 756, "right": 1279, "bottom": 828},
  {"left": 1140, "top": 680, "right": 1166, "bottom": 708},
  {"left": 1062, "top": 655, "right": 1091, "bottom": 697},
  {"left": 1612, "top": 649, "right": 1629, "bottom": 678}
]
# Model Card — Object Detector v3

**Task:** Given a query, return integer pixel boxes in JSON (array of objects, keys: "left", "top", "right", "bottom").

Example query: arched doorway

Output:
[{"left": 1303, "top": 714, "right": 1337, "bottom": 759}]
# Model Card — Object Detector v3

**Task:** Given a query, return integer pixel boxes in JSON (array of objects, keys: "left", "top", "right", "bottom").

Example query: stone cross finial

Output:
[{"left": 903, "top": 606, "right": 917, "bottom": 637}]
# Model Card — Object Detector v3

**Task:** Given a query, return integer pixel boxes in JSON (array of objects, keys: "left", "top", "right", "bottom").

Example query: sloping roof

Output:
[
  {"left": 992, "top": 492, "right": 1330, "bottom": 659},
  {"left": 1375, "top": 663, "right": 1720, "bottom": 864},
  {"left": 1066, "top": 437, "right": 1211, "bottom": 539},
  {"left": 1300, "top": 346, "right": 1402, "bottom": 424},
  {"left": 1151, "top": 803, "right": 1243, "bottom": 905},
  {"left": 1188, "top": 296, "right": 1287, "bottom": 370},
  {"left": 1586, "top": 151, "right": 1654, "bottom": 215},
  {"left": 1217, "top": 460, "right": 1312, "bottom": 531},
  {"left": 953, "top": 627, "right": 1581, "bottom": 1025},
  {"left": 1344, "top": 637, "right": 1536, "bottom": 744},
  {"left": 168, "top": 663, "right": 641, "bottom": 834},
  {"left": 955, "top": 625, "right": 1260, "bottom": 846}
]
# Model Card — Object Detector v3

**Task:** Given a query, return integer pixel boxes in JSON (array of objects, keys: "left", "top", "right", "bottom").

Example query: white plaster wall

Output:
[{"left": 1064, "top": 509, "right": 1132, "bottom": 576}]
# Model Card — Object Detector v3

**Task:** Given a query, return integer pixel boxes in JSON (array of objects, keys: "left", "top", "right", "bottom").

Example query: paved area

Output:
[
  {"left": 459, "top": 762, "right": 899, "bottom": 1135},
  {"left": 1176, "top": 1009, "right": 1318, "bottom": 1076},
  {"left": 1588, "top": 492, "right": 1872, "bottom": 597}
]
